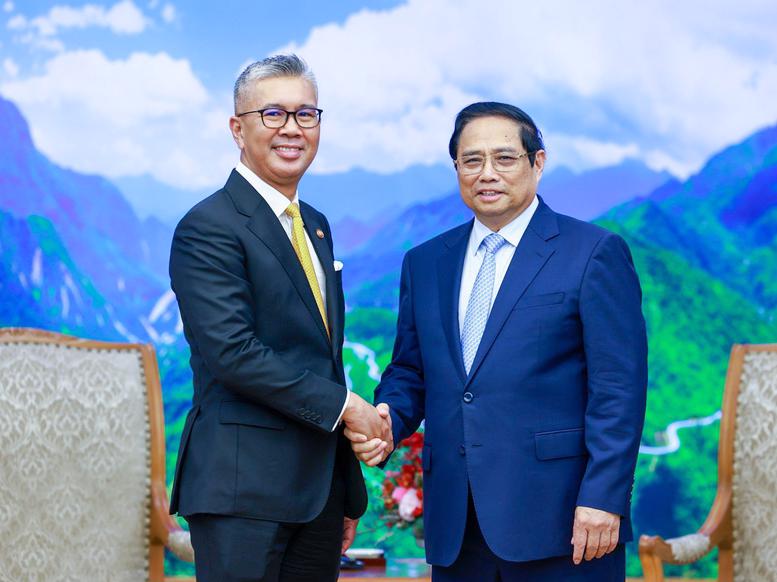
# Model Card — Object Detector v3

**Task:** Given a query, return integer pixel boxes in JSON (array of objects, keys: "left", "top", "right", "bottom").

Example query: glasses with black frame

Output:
[
  {"left": 455, "top": 150, "right": 537, "bottom": 175},
  {"left": 236, "top": 107, "right": 323, "bottom": 129}
]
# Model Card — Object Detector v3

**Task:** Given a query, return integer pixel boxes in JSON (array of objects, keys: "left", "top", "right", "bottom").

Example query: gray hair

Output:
[{"left": 233, "top": 54, "right": 317, "bottom": 113}]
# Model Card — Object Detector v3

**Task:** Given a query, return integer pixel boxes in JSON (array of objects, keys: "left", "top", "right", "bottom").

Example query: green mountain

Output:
[
  {"left": 606, "top": 124, "right": 777, "bottom": 316},
  {"left": 3, "top": 87, "right": 776, "bottom": 578}
]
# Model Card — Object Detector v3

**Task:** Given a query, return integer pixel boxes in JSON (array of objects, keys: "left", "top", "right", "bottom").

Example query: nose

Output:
[
  {"left": 279, "top": 114, "right": 303, "bottom": 136},
  {"left": 479, "top": 157, "right": 499, "bottom": 181}
]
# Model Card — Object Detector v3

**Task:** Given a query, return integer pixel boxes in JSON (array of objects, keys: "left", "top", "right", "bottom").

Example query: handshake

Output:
[{"left": 341, "top": 393, "right": 394, "bottom": 466}]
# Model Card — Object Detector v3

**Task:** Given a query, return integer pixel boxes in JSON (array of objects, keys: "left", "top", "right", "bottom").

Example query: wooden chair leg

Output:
[
  {"left": 638, "top": 548, "right": 666, "bottom": 582},
  {"left": 149, "top": 544, "right": 164, "bottom": 582},
  {"left": 718, "top": 547, "right": 733, "bottom": 582}
]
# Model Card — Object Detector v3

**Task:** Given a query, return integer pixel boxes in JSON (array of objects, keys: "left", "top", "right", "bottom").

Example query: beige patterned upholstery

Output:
[
  {"left": 732, "top": 350, "right": 777, "bottom": 581},
  {"left": 639, "top": 344, "right": 777, "bottom": 582},
  {"left": 0, "top": 328, "right": 193, "bottom": 582}
]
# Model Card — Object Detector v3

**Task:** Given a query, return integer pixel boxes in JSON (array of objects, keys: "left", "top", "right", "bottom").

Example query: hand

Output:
[
  {"left": 345, "top": 403, "right": 394, "bottom": 466},
  {"left": 343, "top": 392, "right": 386, "bottom": 440},
  {"left": 571, "top": 506, "right": 620, "bottom": 565},
  {"left": 342, "top": 517, "right": 359, "bottom": 554},
  {"left": 342, "top": 393, "right": 385, "bottom": 439}
]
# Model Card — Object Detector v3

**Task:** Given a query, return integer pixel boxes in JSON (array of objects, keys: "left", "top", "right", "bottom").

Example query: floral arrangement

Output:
[{"left": 381, "top": 432, "right": 424, "bottom": 540}]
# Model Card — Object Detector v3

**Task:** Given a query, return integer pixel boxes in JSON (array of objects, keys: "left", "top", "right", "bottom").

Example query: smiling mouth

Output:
[
  {"left": 476, "top": 190, "right": 504, "bottom": 200},
  {"left": 273, "top": 145, "right": 304, "bottom": 159}
]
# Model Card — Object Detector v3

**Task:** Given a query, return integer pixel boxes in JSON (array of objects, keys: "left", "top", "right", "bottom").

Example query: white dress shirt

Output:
[
  {"left": 236, "top": 162, "right": 326, "bottom": 305},
  {"left": 235, "top": 162, "right": 349, "bottom": 430},
  {"left": 458, "top": 195, "right": 539, "bottom": 335}
]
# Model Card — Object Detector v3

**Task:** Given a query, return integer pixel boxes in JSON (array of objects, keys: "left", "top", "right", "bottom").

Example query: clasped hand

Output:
[{"left": 341, "top": 394, "right": 393, "bottom": 466}]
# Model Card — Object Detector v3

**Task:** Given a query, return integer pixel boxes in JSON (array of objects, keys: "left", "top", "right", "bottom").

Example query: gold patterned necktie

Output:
[{"left": 285, "top": 203, "right": 329, "bottom": 333}]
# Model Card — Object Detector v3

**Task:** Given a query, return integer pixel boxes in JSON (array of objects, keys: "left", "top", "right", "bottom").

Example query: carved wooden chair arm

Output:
[
  {"left": 150, "top": 480, "right": 195, "bottom": 563},
  {"left": 639, "top": 532, "right": 714, "bottom": 582},
  {"left": 166, "top": 528, "right": 195, "bottom": 563},
  {"left": 639, "top": 485, "right": 731, "bottom": 582},
  {"left": 640, "top": 532, "right": 712, "bottom": 562}
]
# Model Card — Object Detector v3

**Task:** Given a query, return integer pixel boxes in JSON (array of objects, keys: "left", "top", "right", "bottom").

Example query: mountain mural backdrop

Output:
[{"left": 1, "top": 92, "right": 775, "bottom": 578}]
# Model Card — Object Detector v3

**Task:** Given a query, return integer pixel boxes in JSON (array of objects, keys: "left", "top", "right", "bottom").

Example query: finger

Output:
[
  {"left": 571, "top": 523, "right": 587, "bottom": 565},
  {"left": 376, "top": 403, "right": 391, "bottom": 418},
  {"left": 356, "top": 441, "right": 386, "bottom": 460},
  {"left": 351, "top": 438, "right": 385, "bottom": 453},
  {"left": 341, "top": 524, "right": 355, "bottom": 554},
  {"left": 365, "top": 451, "right": 387, "bottom": 467},
  {"left": 354, "top": 445, "right": 384, "bottom": 459},
  {"left": 584, "top": 530, "right": 601, "bottom": 561},
  {"left": 595, "top": 530, "right": 610, "bottom": 559},
  {"left": 343, "top": 428, "right": 368, "bottom": 443},
  {"left": 609, "top": 528, "right": 619, "bottom": 553},
  {"left": 362, "top": 443, "right": 388, "bottom": 466},
  {"left": 341, "top": 533, "right": 349, "bottom": 554}
]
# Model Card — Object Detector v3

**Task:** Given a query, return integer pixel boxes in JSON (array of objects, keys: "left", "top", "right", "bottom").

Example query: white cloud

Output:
[
  {"left": 3, "top": 57, "right": 19, "bottom": 77},
  {"left": 10, "top": 0, "right": 148, "bottom": 38},
  {"left": 160, "top": 3, "right": 175, "bottom": 23},
  {"left": 0, "top": 49, "right": 235, "bottom": 189},
  {"left": 547, "top": 135, "right": 640, "bottom": 169},
  {"left": 7, "top": 13, "right": 25, "bottom": 28},
  {"left": 643, "top": 150, "right": 696, "bottom": 179},
  {"left": 3, "top": 1, "right": 13, "bottom": 13},
  {"left": 4, "top": 0, "right": 777, "bottom": 192},
  {"left": 15, "top": 31, "right": 65, "bottom": 53},
  {"left": 276, "top": 0, "right": 777, "bottom": 177}
]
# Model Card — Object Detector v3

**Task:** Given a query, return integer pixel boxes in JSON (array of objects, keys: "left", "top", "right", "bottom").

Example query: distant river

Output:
[
  {"left": 343, "top": 340, "right": 382, "bottom": 387},
  {"left": 639, "top": 410, "right": 722, "bottom": 456}
]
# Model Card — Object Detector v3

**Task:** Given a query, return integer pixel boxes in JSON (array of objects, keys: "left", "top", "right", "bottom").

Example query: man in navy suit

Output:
[
  {"left": 348, "top": 102, "right": 647, "bottom": 581},
  {"left": 169, "top": 55, "right": 389, "bottom": 582}
]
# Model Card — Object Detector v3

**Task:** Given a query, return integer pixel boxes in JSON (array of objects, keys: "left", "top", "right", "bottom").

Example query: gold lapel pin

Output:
[{"left": 316, "top": 229, "right": 325, "bottom": 239}]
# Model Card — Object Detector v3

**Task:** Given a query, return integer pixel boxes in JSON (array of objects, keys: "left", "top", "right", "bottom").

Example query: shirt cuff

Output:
[{"left": 332, "top": 389, "right": 350, "bottom": 431}]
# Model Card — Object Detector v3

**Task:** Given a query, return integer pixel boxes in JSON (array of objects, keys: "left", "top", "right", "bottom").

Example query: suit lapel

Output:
[
  {"left": 437, "top": 222, "right": 472, "bottom": 385},
  {"left": 226, "top": 171, "right": 330, "bottom": 344},
  {"left": 465, "top": 200, "right": 559, "bottom": 386},
  {"left": 301, "top": 204, "right": 341, "bottom": 353}
]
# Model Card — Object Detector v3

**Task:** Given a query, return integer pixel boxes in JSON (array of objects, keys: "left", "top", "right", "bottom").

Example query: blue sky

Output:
[{"left": 1, "top": 0, "right": 776, "bottom": 192}]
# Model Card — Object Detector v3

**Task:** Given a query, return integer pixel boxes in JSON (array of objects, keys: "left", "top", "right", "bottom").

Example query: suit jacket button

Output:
[{"left": 463, "top": 392, "right": 474, "bottom": 403}]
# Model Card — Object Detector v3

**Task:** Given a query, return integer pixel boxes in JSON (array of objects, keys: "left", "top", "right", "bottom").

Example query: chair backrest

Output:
[
  {"left": 0, "top": 328, "right": 164, "bottom": 582},
  {"left": 730, "top": 344, "right": 777, "bottom": 581}
]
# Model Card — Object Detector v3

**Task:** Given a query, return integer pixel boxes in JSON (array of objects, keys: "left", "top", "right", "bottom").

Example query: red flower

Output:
[{"left": 381, "top": 431, "right": 425, "bottom": 528}]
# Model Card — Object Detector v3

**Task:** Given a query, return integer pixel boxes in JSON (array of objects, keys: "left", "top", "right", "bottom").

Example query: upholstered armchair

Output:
[
  {"left": 0, "top": 328, "right": 194, "bottom": 582},
  {"left": 639, "top": 344, "right": 777, "bottom": 582}
]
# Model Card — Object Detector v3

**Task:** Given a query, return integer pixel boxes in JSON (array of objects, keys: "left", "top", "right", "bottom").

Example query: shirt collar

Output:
[
  {"left": 468, "top": 195, "right": 540, "bottom": 255},
  {"left": 235, "top": 161, "right": 299, "bottom": 218}
]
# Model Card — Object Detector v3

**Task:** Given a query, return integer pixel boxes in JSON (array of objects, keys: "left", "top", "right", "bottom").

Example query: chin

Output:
[{"left": 272, "top": 163, "right": 307, "bottom": 178}]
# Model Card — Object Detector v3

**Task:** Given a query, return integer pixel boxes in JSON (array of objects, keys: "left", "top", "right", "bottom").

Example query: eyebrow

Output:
[
  {"left": 460, "top": 146, "right": 522, "bottom": 157},
  {"left": 259, "top": 103, "right": 318, "bottom": 109}
]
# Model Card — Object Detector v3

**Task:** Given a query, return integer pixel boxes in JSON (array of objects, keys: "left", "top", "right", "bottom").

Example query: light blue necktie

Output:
[{"left": 460, "top": 233, "right": 507, "bottom": 374}]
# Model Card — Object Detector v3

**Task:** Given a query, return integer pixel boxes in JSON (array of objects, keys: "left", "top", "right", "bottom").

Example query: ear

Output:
[
  {"left": 533, "top": 149, "right": 546, "bottom": 181},
  {"left": 229, "top": 116, "right": 244, "bottom": 149}
]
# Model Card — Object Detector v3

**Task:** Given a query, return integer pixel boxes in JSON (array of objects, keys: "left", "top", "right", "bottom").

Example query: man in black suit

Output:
[{"left": 169, "top": 54, "right": 389, "bottom": 582}]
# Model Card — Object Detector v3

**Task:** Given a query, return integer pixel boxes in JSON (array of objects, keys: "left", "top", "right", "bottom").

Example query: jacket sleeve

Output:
[
  {"left": 169, "top": 207, "right": 347, "bottom": 433},
  {"left": 375, "top": 252, "right": 427, "bottom": 450},
  {"left": 575, "top": 232, "right": 648, "bottom": 516}
]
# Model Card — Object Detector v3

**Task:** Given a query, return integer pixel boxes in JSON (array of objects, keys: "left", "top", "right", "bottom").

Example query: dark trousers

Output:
[
  {"left": 432, "top": 492, "right": 625, "bottom": 582},
  {"left": 186, "top": 469, "right": 346, "bottom": 582}
]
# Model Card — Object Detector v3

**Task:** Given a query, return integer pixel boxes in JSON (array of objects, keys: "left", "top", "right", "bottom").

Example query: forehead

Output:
[
  {"left": 458, "top": 116, "right": 522, "bottom": 152},
  {"left": 245, "top": 76, "right": 318, "bottom": 107}
]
